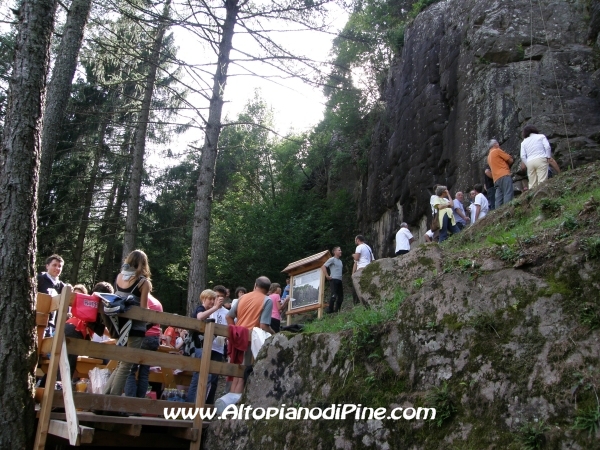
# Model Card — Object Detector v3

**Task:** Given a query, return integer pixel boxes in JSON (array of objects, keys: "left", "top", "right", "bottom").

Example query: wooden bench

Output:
[{"left": 34, "top": 286, "right": 246, "bottom": 449}]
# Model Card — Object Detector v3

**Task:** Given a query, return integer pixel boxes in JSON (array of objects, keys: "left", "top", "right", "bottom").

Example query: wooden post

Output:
[
  {"left": 59, "top": 339, "right": 80, "bottom": 445},
  {"left": 286, "top": 275, "right": 294, "bottom": 326},
  {"left": 190, "top": 321, "right": 215, "bottom": 450},
  {"left": 318, "top": 268, "right": 325, "bottom": 320},
  {"left": 34, "top": 285, "right": 72, "bottom": 450}
]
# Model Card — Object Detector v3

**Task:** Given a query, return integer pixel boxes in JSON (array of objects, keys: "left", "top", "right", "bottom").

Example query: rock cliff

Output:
[
  {"left": 359, "top": 0, "right": 600, "bottom": 257},
  {"left": 205, "top": 162, "right": 600, "bottom": 449}
]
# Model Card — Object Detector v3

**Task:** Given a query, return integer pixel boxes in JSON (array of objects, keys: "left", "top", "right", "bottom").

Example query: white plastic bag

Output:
[
  {"left": 215, "top": 393, "right": 242, "bottom": 414},
  {"left": 251, "top": 327, "right": 271, "bottom": 359},
  {"left": 88, "top": 367, "right": 111, "bottom": 394}
]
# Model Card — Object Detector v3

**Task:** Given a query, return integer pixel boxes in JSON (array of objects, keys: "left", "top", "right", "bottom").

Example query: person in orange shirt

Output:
[
  {"left": 226, "top": 276, "right": 274, "bottom": 394},
  {"left": 487, "top": 139, "right": 514, "bottom": 207},
  {"left": 162, "top": 325, "right": 179, "bottom": 347}
]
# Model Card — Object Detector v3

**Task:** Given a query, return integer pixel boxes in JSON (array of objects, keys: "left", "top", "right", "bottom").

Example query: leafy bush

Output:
[{"left": 410, "top": 0, "right": 442, "bottom": 19}]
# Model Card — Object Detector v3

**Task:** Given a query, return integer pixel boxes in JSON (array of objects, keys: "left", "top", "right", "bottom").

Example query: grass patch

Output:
[{"left": 303, "top": 289, "right": 407, "bottom": 334}]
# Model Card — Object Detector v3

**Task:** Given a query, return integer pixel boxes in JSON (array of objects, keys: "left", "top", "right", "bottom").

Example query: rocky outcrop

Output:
[
  {"left": 206, "top": 248, "right": 600, "bottom": 449},
  {"left": 360, "top": 0, "right": 600, "bottom": 257}
]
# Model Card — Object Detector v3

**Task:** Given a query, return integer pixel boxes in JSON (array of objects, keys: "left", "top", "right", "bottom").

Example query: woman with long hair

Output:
[{"left": 104, "top": 250, "right": 152, "bottom": 397}]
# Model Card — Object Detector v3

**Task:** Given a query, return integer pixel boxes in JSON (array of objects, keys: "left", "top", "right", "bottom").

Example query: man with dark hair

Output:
[
  {"left": 226, "top": 276, "right": 274, "bottom": 394},
  {"left": 322, "top": 246, "right": 343, "bottom": 313},
  {"left": 353, "top": 235, "right": 374, "bottom": 272},
  {"left": 37, "top": 254, "right": 66, "bottom": 337},
  {"left": 484, "top": 165, "right": 496, "bottom": 210},
  {"left": 92, "top": 281, "right": 113, "bottom": 294},
  {"left": 37, "top": 254, "right": 65, "bottom": 295},
  {"left": 487, "top": 139, "right": 514, "bottom": 207}
]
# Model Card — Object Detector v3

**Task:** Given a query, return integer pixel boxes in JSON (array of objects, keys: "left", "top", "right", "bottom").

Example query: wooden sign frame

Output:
[{"left": 282, "top": 250, "right": 331, "bottom": 325}]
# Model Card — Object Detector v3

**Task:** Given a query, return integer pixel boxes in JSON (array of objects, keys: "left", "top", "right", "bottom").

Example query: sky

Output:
[{"left": 165, "top": 1, "right": 349, "bottom": 158}]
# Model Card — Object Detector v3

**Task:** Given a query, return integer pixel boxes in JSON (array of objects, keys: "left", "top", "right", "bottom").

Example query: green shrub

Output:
[
  {"left": 425, "top": 382, "right": 456, "bottom": 427},
  {"left": 572, "top": 406, "right": 600, "bottom": 437},
  {"left": 540, "top": 198, "right": 561, "bottom": 214},
  {"left": 580, "top": 302, "right": 600, "bottom": 330},
  {"left": 561, "top": 214, "right": 579, "bottom": 231},
  {"left": 583, "top": 236, "right": 600, "bottom": 259},
  {"left": 470, "top": 312, "right": 500, "bottom": 337},
  {"left": 518, "top": 421, "right": 548, "bottom": 450}
]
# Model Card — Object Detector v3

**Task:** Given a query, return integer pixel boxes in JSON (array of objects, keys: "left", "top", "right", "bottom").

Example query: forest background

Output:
[{"left": 0, "top": 0, "right": 436, "bottom": 314}]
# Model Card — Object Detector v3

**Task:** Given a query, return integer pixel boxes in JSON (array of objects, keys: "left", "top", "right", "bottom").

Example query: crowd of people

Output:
[
  {"left": 35, "top": 124, "right": 558, "bottom": 404},
  {"left": 36, "top": 250, "right": 298, "bottom": 405},
  {"left": 404, "top": 124, "right": 558, "bottom": 246}
]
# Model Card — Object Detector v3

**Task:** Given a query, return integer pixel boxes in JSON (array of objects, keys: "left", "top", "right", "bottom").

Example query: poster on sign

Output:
[{"left": 289, "top": 268, "right": 321, "bottom": 310}]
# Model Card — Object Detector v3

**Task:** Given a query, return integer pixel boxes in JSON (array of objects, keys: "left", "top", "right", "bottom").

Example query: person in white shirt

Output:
[
  {"left": 395, "top": 223, "right": 414, "bottom": 256},
  {"left": 424, "top": 229, "right": 435, "bottom": 242},
  {"left": 206, "top": 285, "right": 230, "bottom": 405},
  {"left": 469, "top": 184, "right": 489, "bottom": 224},
  {"left": 520, "top": 125, "right": 552, "bottom": 189},
  {"left": 353, "top": 235, "right": 374, "bottom": 271}
]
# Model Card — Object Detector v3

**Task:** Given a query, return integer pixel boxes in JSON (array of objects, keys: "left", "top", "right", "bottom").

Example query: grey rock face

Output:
[
  {"left": 204, "top": 247, "right": 600, "bottom": 449},
  {"left": 360, "top": 0, "right": 600, "bottom": 257}
]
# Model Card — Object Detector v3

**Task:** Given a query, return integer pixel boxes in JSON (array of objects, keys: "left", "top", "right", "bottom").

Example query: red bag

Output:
[{"left": 71, "top": 293, "right": 100, "bottom": 323}]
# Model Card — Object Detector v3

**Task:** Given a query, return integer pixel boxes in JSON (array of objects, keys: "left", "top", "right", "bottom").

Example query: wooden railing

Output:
[{"left": 34, "top": 285, "right": 245, "bottom": 449}]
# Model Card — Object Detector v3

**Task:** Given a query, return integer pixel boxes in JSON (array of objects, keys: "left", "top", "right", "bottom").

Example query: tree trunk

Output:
[
  {"left": 0, "top": 0, "right": 57, "bottom": 447},
  {"left": 37, "top": 0, "right": 93, "bottom": 209},
  {"left": 70, "top": 120, "right": 106, "bottom": 282},
  {"left": 187, "top": 0, "right": 240, "bottom": 313},
  {"left": 98, "top": 160, "right": 130, "bottom": 282},
  {"left": 94, "top": 160, "right": 120, "bottom": 282},
  {"left": 122, "top": 0, "right": 171, "bottom": 258}
]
